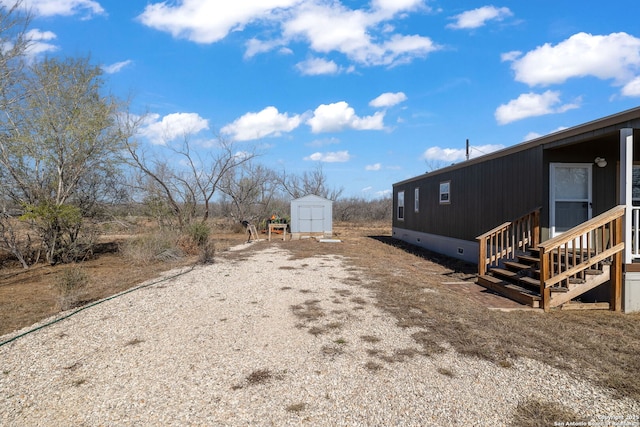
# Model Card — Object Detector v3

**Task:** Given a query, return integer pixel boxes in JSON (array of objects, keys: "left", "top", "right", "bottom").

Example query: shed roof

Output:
[
  {"left": 292, "top": 194, "right": 333, "bottom": 203},
  {"left": 394, "top": 105, "right": 640, "bottom": 187}
]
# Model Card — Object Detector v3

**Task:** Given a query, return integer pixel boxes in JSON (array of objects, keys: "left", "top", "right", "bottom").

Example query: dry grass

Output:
[
  {"left": 0, "top": 230, "right": 247, "bottom": 337},
  {"left": 3, "top": 219, "right": 640, "bottom": 407},
  {"left": 510, "top": 398, "right": 584, "bottom": 427},
  {"left": 285, "top": 402, "right": 306, "bottom": 413},
  {"left": 275, "top": 223, "right": 640, "bottom": 401}
]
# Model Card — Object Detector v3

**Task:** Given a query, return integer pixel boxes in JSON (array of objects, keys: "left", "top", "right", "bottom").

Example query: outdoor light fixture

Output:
[{"left": 595, "top": 157, "right": 607, "bottom": 168}]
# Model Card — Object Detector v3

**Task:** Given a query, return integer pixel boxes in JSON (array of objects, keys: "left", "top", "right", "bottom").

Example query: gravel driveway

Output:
[{"left": 1, "top": 245, "right": 638, "bottom": 426}]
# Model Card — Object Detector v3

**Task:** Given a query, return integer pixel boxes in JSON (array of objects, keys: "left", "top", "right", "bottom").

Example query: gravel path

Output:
[{"left": 1, "top": 245, "right": 638, "bottom": 426}]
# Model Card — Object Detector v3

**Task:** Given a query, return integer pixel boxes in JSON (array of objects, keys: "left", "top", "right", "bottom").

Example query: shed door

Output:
[
  {"left": 299, "top": 205, "right": 324, "bottom": 232},
  {"left": 550, "top": 163, "right": 592, "bottom": 238}
]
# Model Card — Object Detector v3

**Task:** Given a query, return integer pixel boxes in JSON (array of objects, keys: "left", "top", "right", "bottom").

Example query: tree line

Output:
[{"left": 0, "top": 3, "right": 391, "bottom": 268}]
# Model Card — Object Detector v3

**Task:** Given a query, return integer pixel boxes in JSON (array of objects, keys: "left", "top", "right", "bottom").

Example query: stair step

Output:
[
  {"left": 517, "top": 254, "right": 540, "bottom": 265},
  {"left": 504, "top": 261, "right": 540, "bottom": 276},
  {"left": 477, "top": 275, "right": 541, "bottom": 308},
  {"left": 549, "top": 286, "right": 569, "bottom": 293},
  {"left": 504, "top": 261, "right": 533, "bottom": 271},
  {"left": 489, "top": 268, "right": 540, "bottom": 291}
]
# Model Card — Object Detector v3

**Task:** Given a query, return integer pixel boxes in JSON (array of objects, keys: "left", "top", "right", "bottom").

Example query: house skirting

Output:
[
  {"left": 623, "top": 265, "right": 640, "bottom": 313},
  {"left": 392, "top": 227, "right": 640, "bottom": 313},
  {"left": 392, "top": 227, "right": 478, "bottom": 264}
]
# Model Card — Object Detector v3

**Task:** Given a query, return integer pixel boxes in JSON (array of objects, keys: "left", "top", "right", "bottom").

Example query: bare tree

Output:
[
  {"left": 218, "top": 162, "right": 279, "bottom": 224},
  {"left": 123, "top": 124, "right": 255, "bottom": 229},
  {"left": 278, "top": 164, "right": 343, "bottom": 201}
]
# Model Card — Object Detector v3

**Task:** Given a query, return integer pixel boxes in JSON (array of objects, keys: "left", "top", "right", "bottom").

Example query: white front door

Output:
[{"left": 550, "top": 163, "right": 593, "bottom": 238}]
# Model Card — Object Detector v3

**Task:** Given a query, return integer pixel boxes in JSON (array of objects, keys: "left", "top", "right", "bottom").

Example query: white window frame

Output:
[
  {"left": 397, "top": 191, "right": 405, "bottom": 220},
  {"left": 414, "top": 188, "right": 419, "bottom": 213},
  {"left": 439, "top": 181, "right": 450, "bottom": 204}
]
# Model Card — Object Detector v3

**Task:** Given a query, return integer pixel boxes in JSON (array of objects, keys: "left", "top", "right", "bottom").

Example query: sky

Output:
[{"left": 5, "top": 0, "right": 640, "bottom": 198}]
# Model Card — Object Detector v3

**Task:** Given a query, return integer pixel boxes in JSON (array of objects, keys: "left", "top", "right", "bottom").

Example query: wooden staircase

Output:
[
  {"left": 476, "top": 206, "right": 625, "bottom": 311},
  {"left": 477, "top": 247, "right": 611, "bottom": 309}
]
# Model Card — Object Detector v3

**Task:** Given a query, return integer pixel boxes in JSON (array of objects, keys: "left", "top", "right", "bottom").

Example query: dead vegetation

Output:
[
  {"left": 279, "top": 229, "right": 640, "bottom": 402},
  {"left": 2, "top": 219, "right": 640, "bottom": 408}
]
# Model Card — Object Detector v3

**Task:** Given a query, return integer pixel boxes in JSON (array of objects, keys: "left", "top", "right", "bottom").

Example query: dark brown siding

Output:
[{"left": 394, "top": 145, "right": 544, "bottom": 241}]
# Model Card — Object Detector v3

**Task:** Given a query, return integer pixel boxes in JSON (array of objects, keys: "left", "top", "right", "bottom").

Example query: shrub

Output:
[
  {"left": 55, "top": 265, "right": 89, "bottom": 311},
  {"left": 186, "top": 222, "right": 211, "bottom": 247},
  {"left": 198, "top": 240, "right": 215, "bottom": 264}
]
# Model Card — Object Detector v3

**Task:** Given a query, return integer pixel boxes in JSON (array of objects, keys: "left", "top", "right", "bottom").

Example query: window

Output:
[
  {"left": 414, "top": 188, "right": 420, "bottom": 212},
  {"left": 397, "top": 191, "right": 405, "bottom": 220},
  {"left": 439, "top": 181, "right": 450, "bottom": 204}
]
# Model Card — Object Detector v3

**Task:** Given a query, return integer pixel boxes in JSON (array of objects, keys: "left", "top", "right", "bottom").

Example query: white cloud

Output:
[
  {"left": 284, "top": 1, "right": 435, "bottom": 65},
  {"left": 524, "top": 126, "right": 568, "bottom": 141},
  {"left": 495, "top": 91, "right": 580, "bottom": 125},
  {"left": 422, "top": 144, "right": 504, "bottom": 162},
  {"left": 447, "top": 6, "right": 512, "bottom": 30},
  {"left": 306, "top": 137, "right": 340, "bottom": 147},
  {"left": 138, "top": 0, "right": 440, "bottom": 67},
  {"left": 304, "top": 150, "right": 350, "bottom": 162},
  {"left": 5, "top": 0, "right": 105, "bottom": 17},
  {"left": 371, "top": 0, "right": 424, "bottom": 15},
  {"left": 365, "top": 163, "right": 382, "bottom": 171},
  {"left": 139, "top": 112, "right": 210, "bottom": 145},
  {"left": 622, "top": 76, "right": 640, "bottom": 97},
  {"left": 138, "top": 0, "right": 300, "bottom": 44},
  {"left": 221, "top": 106, "right": 302, "bottom": 141},
  {"left": 376, "top": 189, "right": 392, "bottom": 197},
  {"left": 23, "top": 29, "right": 58, "bottom": 58},
  {"left": 102, "top": 60, "right": 132, "bottom": 74},
  {"left": 500, "top": 50, "right": 521, "bottom": 62},
  {"left": 369, "top": 92, "right": 407, "bottom": 108},
  {"left": 506, "top": 32, "right": 640, "bottom": 88},
  {"left": 307, "top": 101, "right": 385, "bottom": 133},
  {"left": 296, "top": 57, "right": 341, "bottom": 75}
]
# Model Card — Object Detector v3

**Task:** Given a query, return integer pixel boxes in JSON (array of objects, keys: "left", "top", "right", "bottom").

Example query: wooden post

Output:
[
  {"left": 478, "top": 236, "right": 487, "bottom": 276},
  {"left": 611, "top": 217, "right": 623, "bottom": 311},
  {"left": 540, "top": 249, "right": 550, "bottom": 312}
]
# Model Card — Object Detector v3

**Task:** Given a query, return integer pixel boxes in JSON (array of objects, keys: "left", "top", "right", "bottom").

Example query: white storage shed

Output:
[{"left": 290, "top": 194, "right": 333, "bottom": 239}]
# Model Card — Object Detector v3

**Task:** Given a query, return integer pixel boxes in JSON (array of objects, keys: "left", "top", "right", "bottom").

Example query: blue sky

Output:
[{"left": 7, "top": 0, "right": 640, "bottom": 198}]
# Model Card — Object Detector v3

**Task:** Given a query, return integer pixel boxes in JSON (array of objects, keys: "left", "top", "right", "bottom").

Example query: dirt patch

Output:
[{"left": 0, "top": 233, "right": 247, "bottom": 336}]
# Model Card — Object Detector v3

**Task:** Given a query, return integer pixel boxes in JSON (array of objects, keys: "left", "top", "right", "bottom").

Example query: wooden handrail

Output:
[
  {"left": 538, "top": 205, "right": 626, "bottom": 250},
  {"left": 538, "top": 205, "right": 625, "bottom": 312},
  {"left": 476, "top": 207, "right": 541, "bottom": 276}
]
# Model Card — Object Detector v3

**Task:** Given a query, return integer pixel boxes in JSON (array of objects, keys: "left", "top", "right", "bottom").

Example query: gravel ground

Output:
[{"left": 1, "top": 245, "right": 638, "bottom": 426}]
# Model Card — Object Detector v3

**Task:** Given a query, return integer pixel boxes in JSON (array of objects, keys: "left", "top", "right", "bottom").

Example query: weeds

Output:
[
  {"left": 286, "top": 403, "right": 306, "bottom": 413},
  {"left": 437, "top": 367, "right": 455, "bottom": 378},
  {"left": 360, "top": 335, "right": 381, "bottom": 343},
  {"left": 125, "top": 338, "right": 144, "bottom": 346},
  {"left": 55, "top": 265, "right": 89, "bottom": 311},
  {"left": 365, "top": 361, "right": 383, "bottom": 372},
  {"left": 308, "top": 326, "right": 326, "bottom": 336},
  {"left": 72, "top": 378, "right": 87, "bottom": 387},
  {"left": 120, "top": 231, "right": 182, "bottom": 265},
  {"left": 246, "top": 369, "right": 273, "bottom": 385},
  {"left": 290, "top": 300, "right": 325, "bottom": 321},
  {"left": 510, "top": 398, "right": 584, "bottom": 427}
]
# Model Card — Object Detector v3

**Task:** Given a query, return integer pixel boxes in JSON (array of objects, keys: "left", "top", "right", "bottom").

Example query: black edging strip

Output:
[{"left": 0, "top": 265, "right": 196, "bottom": 348}]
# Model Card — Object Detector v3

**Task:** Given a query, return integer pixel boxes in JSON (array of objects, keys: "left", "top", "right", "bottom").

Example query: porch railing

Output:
[
  {"left": 476, "top": 207, "right": 541, "bottom": 276},
  {"left": 538, "top": 205, "right": 625, "bottom": 312}
]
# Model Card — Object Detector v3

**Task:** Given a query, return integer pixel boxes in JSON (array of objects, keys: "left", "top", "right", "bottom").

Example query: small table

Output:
[{"left": 268, "top": 223, "right": 287, "bottom": 241}]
